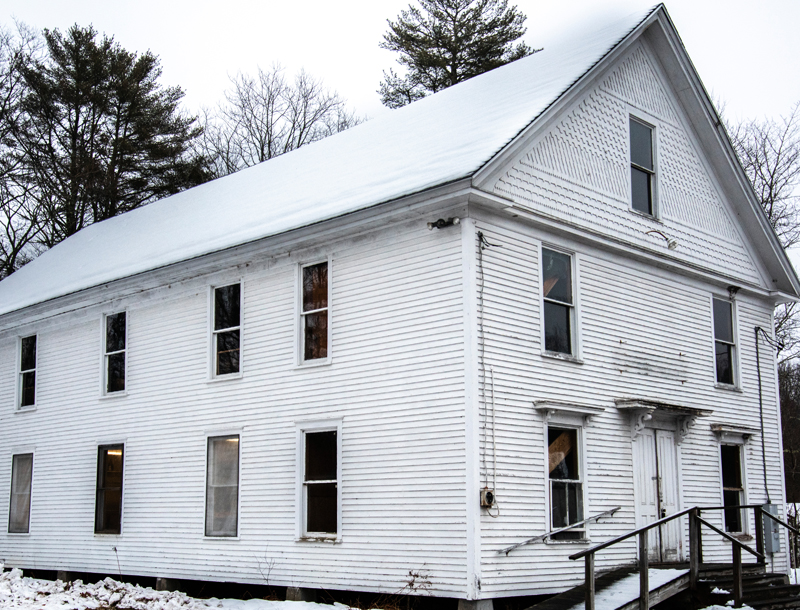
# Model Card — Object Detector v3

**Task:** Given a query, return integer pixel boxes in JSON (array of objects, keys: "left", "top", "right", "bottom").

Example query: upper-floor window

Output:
[
  {"left": 18, "top": 335, "right": 36, "bottom": 408},
  {"left": 713, "top": 298, "right": 736, "bottom": 385},
  {"left": 300, "top": 262, "right": 329, "bottom": 362},
  {"left": 548, "top": 426, "right": 584, "bottom": 539},
  {"left": 205, "top": 435, "right": 239, "bottom": 537},
  {"left": 95, "top": 445, "right": 124, "bottom": 535},
  {"left": 630, "top": 118, "right": 655, "bottom": 215},
  {"left": 8, "top": 453, "right": 33, "bottom": 534},
  {"left": 542, "top": 248, "right": 574, "bottom": 356},
  {"left": 213, "top": 284, "right": 241, "bottom": 376},
  {"left": 104, "top": 312, "right": 126, "bottom": 393}
]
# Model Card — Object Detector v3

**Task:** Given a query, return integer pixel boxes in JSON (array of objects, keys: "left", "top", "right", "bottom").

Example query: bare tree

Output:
[
  {"left": 729, "top": 103, "right": 800, "bottom": 361},
  {"left": 199, "top": 65, "right": 363, "bottom": 179}
]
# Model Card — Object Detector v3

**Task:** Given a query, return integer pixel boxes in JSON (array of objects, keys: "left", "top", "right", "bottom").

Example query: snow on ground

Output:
[{"left": 0, "top": 566, "right": 364, "bottom": 610}]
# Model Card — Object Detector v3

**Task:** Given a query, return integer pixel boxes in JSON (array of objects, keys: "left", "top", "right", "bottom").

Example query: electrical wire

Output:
[{"left": 755, "top": 326, "right": 779, "bottom": 505}]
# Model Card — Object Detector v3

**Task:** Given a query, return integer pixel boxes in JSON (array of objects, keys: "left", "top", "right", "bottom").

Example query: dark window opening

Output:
[
  {"left": 302, "top": 263, "right": 328, "bottom": 361},
  {"left": 630, "top": 118, "right": 654, "bottom": 215},
  {"left": 721, "top": 444, "right": 744, "bottom": 532},
  {"left": 8, "top": 453, "right": 33, "bottom": 534},
  {"left": 105, "top": 312, "right": 126, "bottom": 393},
  {"left": 95, "top": 445, "right": 123, "bottom": 534},
  {"left": 549, "top": 427, "right": 584, "bottom": 540},
  {"left": 713, "top": 299, "right": 735, "bottom": 385},
  {"left": 214, "top": 284, "right": 241, "bottom": 375},
  {"left": 19, "top": 335, "right": 36, "bottom": 407},
  {"left": 206, "top": 436, "right": 239, "bottom": 537},
  {"left": 542, "top": 249, "right": 573, "bottom": 355},
  {"left": 305, "top": 430, "right": 337, "bottom": 534}
]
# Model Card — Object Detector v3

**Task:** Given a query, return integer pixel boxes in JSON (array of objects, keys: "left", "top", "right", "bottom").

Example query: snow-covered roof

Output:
[{"left": 0, "top": 6, "right": 655, "bottom": 317}]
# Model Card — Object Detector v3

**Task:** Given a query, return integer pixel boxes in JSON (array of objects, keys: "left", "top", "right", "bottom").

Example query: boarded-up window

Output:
[
  {"left": 304, "top": 430, "right": 337, "bottom": 535},
  {"left": 8, "top": 453, "right": 33, "bottom": 534},
  {"left": 95, "top": 445, "right": 123, "bottom": 534},
  {"left": 19, "top": 335, "right": 36, "bottom": 408},
  {"left": 105, "top": 312, "right": 126, "bottom": 393},
  {"left": 301, "top": 262, "right": 328, "bottom": 361},
  {"left": 549, "top": 427, "right": 584, "bottom": 540},
  {"left": 713, "top": 298, "right": 735, "bottom": 385},
  {"left": 206, "top": 435, "right": 239, "bottom": 537},
  {"left": 721, "top": 444, "right": 744, "bottom": 532},
  {"left": 542, "top": 249, "right": 573, "bottom": 355},
  {"left": 214, "top": 284, "right": 241, "bottom": 376},
  {"left": 630, "top": 118, "right": 654, "bottom": 215}
]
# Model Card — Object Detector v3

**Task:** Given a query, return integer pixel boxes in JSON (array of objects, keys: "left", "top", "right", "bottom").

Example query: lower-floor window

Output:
[
  {"left": 721, "top": 444, "right": 744, "bottom": 532},
  {"left": 303, "top": 429, "right": 338, "bottom": 536},
  {"left": 206, "top": 435, "right": 239, "bottom": 537},
  {"left": 548, "top": 427, "right": 584, "bottom": 540},
  {"left": 95, "top": 445, "right": 124, "bottom": 534},
  {"left": 8, "top": 453, "right": 33, "bottom": 533}
]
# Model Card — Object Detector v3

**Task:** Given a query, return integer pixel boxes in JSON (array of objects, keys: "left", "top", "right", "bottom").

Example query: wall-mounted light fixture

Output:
[
  {"left": 427, "top": 217, "right": 460, "bottom": 230},
  {"left": 645, "top": 229, "right": 678, "bottom": 250}
]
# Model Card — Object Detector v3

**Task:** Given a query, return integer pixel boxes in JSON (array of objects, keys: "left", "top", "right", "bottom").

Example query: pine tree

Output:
[
  {"left": 17, "top": 25, "right": 209, "bottom": 247},
  {"left": 379, "top": 0, "right": 535, "bottom": 109}
]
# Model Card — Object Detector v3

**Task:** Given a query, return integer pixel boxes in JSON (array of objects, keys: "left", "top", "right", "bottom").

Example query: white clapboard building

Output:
[{"left": 0, "top": 4, "right": 797, "bottom": 608}]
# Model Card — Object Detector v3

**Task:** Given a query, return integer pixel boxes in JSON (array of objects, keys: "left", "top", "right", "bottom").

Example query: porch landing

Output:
[{"left": 526, "top": 568, "right": 689, "bottom": 610}]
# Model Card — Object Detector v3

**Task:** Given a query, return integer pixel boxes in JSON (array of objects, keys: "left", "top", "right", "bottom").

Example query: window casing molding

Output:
[
  {"left": 542, "top": 411, "right": 588, "bottom": 542},
  {"left": 711, "top": 296, "right": 739, "bottom": 388},
  {"left": 539, "top": 245, "right": 581, "bottom": 360},
  {"left": 16, "top": 334, "right": 37, "bottom": 410},
  {"left": 208, "top": 281, "right": 243, "bottom": 380},
  {"left": 101, "top": 311, "right": 128, "bottom": 397},
  {"left": 628, "top": 114, "right": 659, "bottom": 218},
  {"left": 296, "top": 257, "right": 332, "bottom": 367},
  {"left": 295, "top": 418, "right": 342, "bottom": 542},
  {"left": 204, "top": 432, "right": 241, "bottom": 538}
]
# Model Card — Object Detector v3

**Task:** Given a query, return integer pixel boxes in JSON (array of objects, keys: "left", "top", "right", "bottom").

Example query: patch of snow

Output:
[
  {"left": 0, "top": 565, "right": 364, "bottom": 610},
  {"left": 711, "top": 587, "right": 730, "bottom": 594},
  {"left": 0, "top": 7, "right": 656, "bottom": 317},
  {"left": 698, "top": 606, "right": 754, "bottom": 610},
  {"left": 564, "top": 568, "right": 688, "bottom": 610}
]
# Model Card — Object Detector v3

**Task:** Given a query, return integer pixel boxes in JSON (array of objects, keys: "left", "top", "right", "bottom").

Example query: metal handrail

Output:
[{"left": 498, "top": 507, "right": 621, "bottom": 555}]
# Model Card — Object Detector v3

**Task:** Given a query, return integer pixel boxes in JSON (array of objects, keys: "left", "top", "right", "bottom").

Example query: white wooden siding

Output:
[
  {"left": 473, "top": 213, "right": 785, "bottom": 597},
  {"left": 0, "top": 215, "right": 471, "bottom": 596}
]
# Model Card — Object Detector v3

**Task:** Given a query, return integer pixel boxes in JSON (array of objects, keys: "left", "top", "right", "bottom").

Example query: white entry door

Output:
[{"left": 633, "top": 428, "right": 682, "bottom": 562}]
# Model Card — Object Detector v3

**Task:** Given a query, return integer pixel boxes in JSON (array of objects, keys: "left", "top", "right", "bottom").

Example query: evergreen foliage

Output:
[
  {"left": 379, "top": 0, "right": 535, "bottom": 109},
  {"left": 16, "top": 25, "right": 208, "bottom": 248}
]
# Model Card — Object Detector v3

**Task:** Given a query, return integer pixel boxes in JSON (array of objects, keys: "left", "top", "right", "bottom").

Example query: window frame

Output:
[
  {"left": 295, "top": 418, "right": 342, "bottom": 542},
  {"left": 204, "top": 432, "right": 241, "bottom": 539},
  {"left": 544, "top": 418, "right": 588, "bottom": 542},
  {"left": 17, "top": 334, "right": 37, "bottom": 410},
  {"left": 711, "top": 296, "right": 739, "bottom": 388},
  {"left": 94, "top": 444, "right": 125, "bottom": 536},
  {"left": 8, "top": 452, "right": 34, "bottom": 535},
  {"left": 297, "top": 258, "right": 332, "bottom": 367},
  {"left": 719, "top": 442, "right": 749, "bottom": 535},
  {"left": 628, "top": 115, "right": 658, "bottom": 218},
  {"left": 539, "top": 245, "right": 581, "bottom": 360},
  {"left": 101, "top": 311, "right": 128, "bottom": 397},
  {"left": 208, "top": 281, "right": 244, "bottom": 380}
]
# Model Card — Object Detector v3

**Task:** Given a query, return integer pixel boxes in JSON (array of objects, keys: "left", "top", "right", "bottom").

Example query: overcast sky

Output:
[{"left": 1, "top": 0, "right": 798, "bottom": 123}]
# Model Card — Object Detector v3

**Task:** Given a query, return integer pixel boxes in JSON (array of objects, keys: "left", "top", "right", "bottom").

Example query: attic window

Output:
[
  {"left": 104, "top": 312, "right": 126, "bottom": 393},
  {"left": 301, "top": 262, "right": 329, "bottom": 362},
  {"left": 19, "top": 335, "right": 36, "bottom": 408},
  {"left": 630, "top": 118, "right": 655, "bottom": 215}
]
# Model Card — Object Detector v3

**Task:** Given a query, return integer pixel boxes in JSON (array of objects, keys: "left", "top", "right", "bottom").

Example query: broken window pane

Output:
[
  {"left": 206, "top": 436, "right": 239, "bottom": 537},
  {"left": 216, "top": 330, "right": 240, "bottom": 375},
  {"left": 303, "top": 263, "right": 328, "bottom": 312},
  {"left": 721, "top": 445, "right": 744, "bottom": 532},
  {"left": 542, "top": 250, "right": 572, "bottom": 304},
  {"left": 106, "top": 313, "right": 126, "bottom": 352},
  {"left": 9, "top": 453, "right": 33, "bottom": 534},
  {"left": 95, "top": 446, "right": 123, "bottom": 534},
  {"left": 305, "top": 430, "right": 337, "bottom": 535},
  {"left": 20, "top": 336, "right": 36, "bottom": 371},
  {"left": 214, "top": 284, "right": 240, "bottom": 331},
  {"left": 549, "top": 428, "right": 579, "bottom": 480}
]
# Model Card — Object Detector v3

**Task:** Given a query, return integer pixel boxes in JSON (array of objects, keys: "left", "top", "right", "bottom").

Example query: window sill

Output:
[
  {"left": 203, "top": 535, "right": 240, "bottom": 540},
  {"left": 93, "top": 532, "right": 122, "bottom": 537},
  {"left": 297, "top": 535, "right": 340, "bottom": 544},
  {"left": 206, "top": 372, "right": 243, "bottom": 384},
  {"left": 544, "top": 538, "right": 591, "bottom": 545},
  {"left": 541, "top": 351, "right": 583, "bottom": 365},
  {"left": 99, "top": 391, "right": 128, "bottom": 400},
  {"left": 7, "top": 532, "right": 30, "bottom": 536},
  {"left": 295, "top": 357, "right": 332, "bottom": 370},
  {"left": 15, "top": 406, "right": 37, "bottom": 414},
  {"left": 630, "top": 208, "right": 660, "bottom": 222},
  {"left": 714, "top": 383, "right": 742, "bottom": 393}
]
